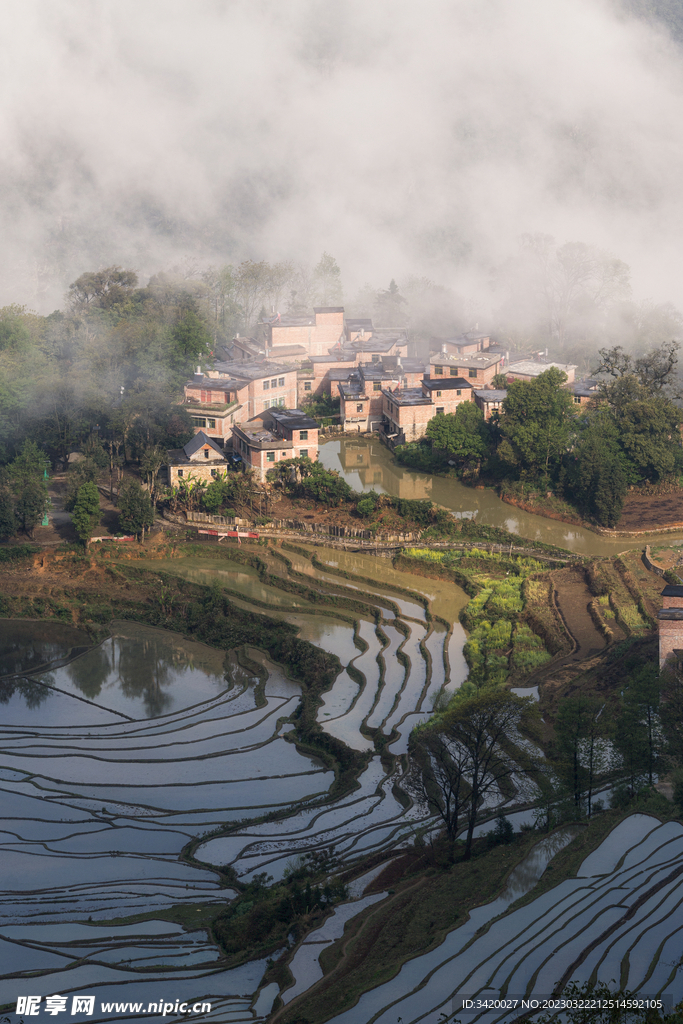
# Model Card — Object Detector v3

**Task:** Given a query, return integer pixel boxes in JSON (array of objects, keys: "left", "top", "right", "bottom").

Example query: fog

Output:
[{"left": 2, "top": 0, "right": 683, "bottom": 314}]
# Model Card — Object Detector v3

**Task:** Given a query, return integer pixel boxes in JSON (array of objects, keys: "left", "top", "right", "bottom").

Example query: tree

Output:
[
  {"left": 313, "top": 253, "right": 342, "bottom": 307},
  {"left": 595, "top": 340, "right": 680, "bottom": 396},
  {"left": 71, "top": 482, "right": 101, "bottom": 548},
  {"left": 140, "top": 446, "right": 167, "bottom": 503},
  {"left": 425, "top": 402, "right": 490, "bottom": 471},
  {"left": 14, "top": 478, "right": 49, "bottom": 538},
  {"left": 7, "top": 440, "right": 50, "bottom": 538},
  {"left": 67, "top": 267, "right": 138, "bottom": 311},
  {"left": 613, "top": 699, "right": 649, "bottom": 798},
  {"left": 498, "top": 367, "right": 576, "bottom": 479},
  {"left": 491, "top": 373, "right": 509, "bottom": 389},
  {"left": 411, "top": 728, "right": 471, "bottom": 841},
  {"left": 424, "top": 691, "right": 539, "bottom": 859},
  {"left": 554, "top": 695, "right": 611, "bottom": 815},
  {"left": 621, "top": 664, "right": 662, "bottom": 787},
  {"left": 0, "top": 487, "right": 17, "bottom": 540},
  {"left": 117, "top": 480, "right": 155, "bottom": 540},
  {"left": 374, "top": 279, "right": 408, "bottom": 328},
  {"left": 572, "top": 410, "right": 627, "bottom": 527},
  {"left": 235, "top": 260, "right": 272, "bottom": 329},
  {"left": 519, "top": 235, "right": 631, "bottom": 346}
]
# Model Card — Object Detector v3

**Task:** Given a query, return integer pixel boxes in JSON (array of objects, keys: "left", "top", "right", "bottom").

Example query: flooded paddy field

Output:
[{"left": 1, "top": 543, "right": 681, "bottom": 1022}]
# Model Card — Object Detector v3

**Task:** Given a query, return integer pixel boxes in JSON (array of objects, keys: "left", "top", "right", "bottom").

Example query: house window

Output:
[
  {"left": 304, "top": 381, "right": 312, "bottom": 391},
  {"left": 436, "top": 407, "right": 444, "bottom": 415},
  {"left": 300, "top": 449, "right": 308, "bottom": 458},
  {"left": 203, "top": 449, "right": 210, "bottom": 459},
  {"left": 436, "top": 390, "right": 442, "bottom": 398},
  {"left": 434, "top": 366, "right": 443, "bottom": 375},
  {"left": 266, "top": 452, "right": 275, "bottom": 462},
  {"left": 456, "top": 389, "right": 462, "bottom": 396},
  {"left": 191, "top": 417, "right": 206, "bottom": 428},
  {"left": 263, "top": 380, "right": 270, "bottom": 390},
  {"left": 300, "top": 430, "right": 308, "bottom": 440},
  {"left": 356, "top": 404, "right": 363, "bottom": 413},
  {"left": 574, "top": 396, "right": 582, "bottom": 404},
  {"left": 278, "top": 377, "right": 285, "bottom": 386},
  {"left": 450, "top": 367, "right": 458, "bottom": 376},
  {"left": 207, "top": 418, "right": 216, "bottom": 429},
  {"left": 469, "top": 368, "right": 478, "bottom": 378},
  {"left": 211, "top": 469, "right": 217, "bottom": 477},
  {"left": 371, "top": 354, "right": 380, "bottom": 363},
  {"left": 373, "top": 382, "right": 381, "bottom": 391},
  {"left": 271, "top": 379, "right": 277, "bottom": 387},
  {"left": 178, "top": 469, "right": 184, "bottom": 477}
]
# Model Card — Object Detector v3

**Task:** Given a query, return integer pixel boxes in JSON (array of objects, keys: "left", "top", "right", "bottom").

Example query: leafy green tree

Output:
[
  {"left": 572, "top": 410, "right": 627, "bottom": 526},
  {"left": 498, "top": 367, "right": 576, "bottom": 479},
  {"left": 14, "top": 479, "right": 49, "bottom": 538},
  {"left": 117, "top": 480, "right": 155, "bottom": 540},
  {"left": 67, "top": 267, "right": 138, "bottom": 311},
  {"left": 71, "top": 482, "right": 101, "bottom": 548},
  {"left": 491, "top": 373, "right": 509, "bottom": 389},
  {"left": 8, "top": 439, "right": 49, "bottom": 487},
  {"left": 0, "top": 488, "right": 17, "bottom": 539},
  {"left": 170, "top": 306, "right": 212, "bottom": 365},
  {"left": 617, "top": 394, "right": 680, "bottom": 482},
  {"left": 426, "top": 402, "right": 490, "bottom": 470},
  {"left": 7, "top": 441, "right": 50, "bottom": 538}
]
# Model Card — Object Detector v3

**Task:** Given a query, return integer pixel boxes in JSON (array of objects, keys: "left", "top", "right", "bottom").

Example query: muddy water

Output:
[
  {"left": 320, "top": 437, "right": 683, "bottom": 555},
  {"left": 286, "top": 544, "right": 471, "bottom": 625}
]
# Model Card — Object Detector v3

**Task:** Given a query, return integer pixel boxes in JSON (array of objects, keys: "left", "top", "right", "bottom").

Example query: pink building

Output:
[{"left": 232, "top": 408, "right": 319, "bottom": 482}]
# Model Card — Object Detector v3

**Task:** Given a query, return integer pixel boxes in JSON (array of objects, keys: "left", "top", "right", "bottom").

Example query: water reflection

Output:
[
  {"left": 41, "top": 624, "right": 232, "bottom": 719},
  {"left": 0, "top": 619, "right": 91, "bottom": 677},
  {"left": 0, "top": 676, "right": 50, "bottom": 709},
  {"left": 320, "top": 438, "right": 683, "bottom": 555}
]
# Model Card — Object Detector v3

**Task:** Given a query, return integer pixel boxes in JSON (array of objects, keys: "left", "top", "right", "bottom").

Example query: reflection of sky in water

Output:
[{"left": 39, "top": 627, "right": 230, "bottom": 719}]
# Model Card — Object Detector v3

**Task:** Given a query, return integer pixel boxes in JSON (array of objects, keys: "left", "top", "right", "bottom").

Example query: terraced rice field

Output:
[
  {"left": 1, "top": 547, "right": 680, "bottom": 1023},
  {"left": 0, "top": 548, "right": 472, "bottom": 1022}
]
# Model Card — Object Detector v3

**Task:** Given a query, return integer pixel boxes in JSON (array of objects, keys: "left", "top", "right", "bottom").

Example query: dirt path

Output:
[{"left": 551, "top": 568, "right": 609, "bottom": 662}]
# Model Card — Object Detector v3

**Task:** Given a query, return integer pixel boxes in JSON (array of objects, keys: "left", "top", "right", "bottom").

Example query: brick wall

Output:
[{"left": 659, "top": 618, "right": 683, "bottom": 667}]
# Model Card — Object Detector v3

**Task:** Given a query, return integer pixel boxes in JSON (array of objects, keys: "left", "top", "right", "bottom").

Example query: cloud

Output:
[{"left": 1, "top": 0, "right": 682, "bottom": 311}]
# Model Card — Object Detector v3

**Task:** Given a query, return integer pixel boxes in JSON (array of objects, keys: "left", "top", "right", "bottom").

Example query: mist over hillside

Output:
[{"left": 2, "top": 0, "right": 683, "bottom": 330}]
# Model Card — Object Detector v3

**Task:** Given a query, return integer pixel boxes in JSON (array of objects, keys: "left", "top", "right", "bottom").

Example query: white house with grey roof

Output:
[{"left": 165, "top": 431, "right": 228, "bottom": 487}]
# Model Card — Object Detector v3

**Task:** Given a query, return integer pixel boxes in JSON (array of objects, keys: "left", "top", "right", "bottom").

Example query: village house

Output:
[
  {"left": 183, "top": 362, "right": 298, "bottom": 443},
  {"left": 258, "top": 306, "right": 408, "bottom": 365},
  {"left": 165, "top": 431, "right": 228, "bottom": 488},
  {"left": 658, "top": 584, "right": 683, "bottom": 667},
  {"left": 336, "top": 360, "right": 425, "bottom": 432},
  {"left": 505, "top": 359, "right": 577, "bottom": 384},
  {"left": 430, "top": 330, "right": 492, "bottom": 358},
  {"left": 381, "top": 376, "right": 474, "bottom": 443},
  {"left": 232, "top": 408, "right": 319, "bottom": 481},
  {"left": 428, "top": 350, "right": 502, "bottom": 388},
  {"left": 569, "top": 378, "right": 600, "bottom": 406},
  {"left": 473, "top": 388, "right": 507, "bottom": 420}
]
